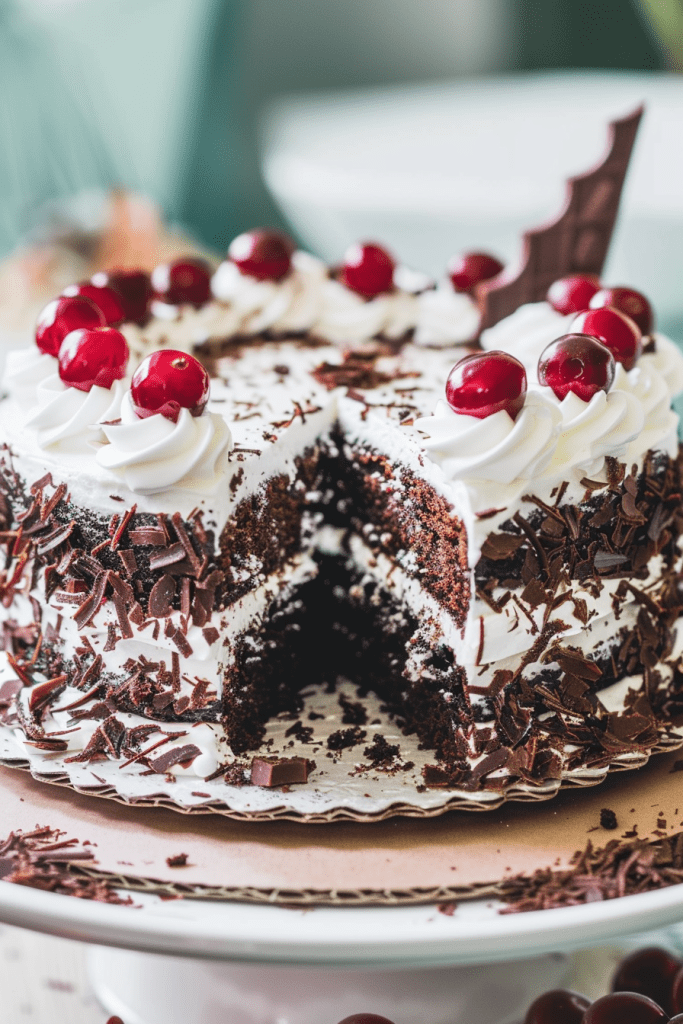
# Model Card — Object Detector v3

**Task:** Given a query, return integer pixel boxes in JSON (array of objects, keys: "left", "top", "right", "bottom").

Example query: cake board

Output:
[{"left": 2, "top": 753, "right": 683, "bottom": 1021}]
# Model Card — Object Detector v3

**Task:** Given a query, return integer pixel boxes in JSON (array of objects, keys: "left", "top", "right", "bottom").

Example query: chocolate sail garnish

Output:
[{"left": 477, "top": 105, "right": 644, "bottom": 331}]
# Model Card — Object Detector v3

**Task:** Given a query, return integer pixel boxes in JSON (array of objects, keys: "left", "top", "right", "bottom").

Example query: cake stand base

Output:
[{"left": 88, "top": 944, "right": 570, "bottom": 1024}]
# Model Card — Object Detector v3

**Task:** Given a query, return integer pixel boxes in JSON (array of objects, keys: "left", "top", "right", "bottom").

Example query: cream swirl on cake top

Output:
[
  {"left": 27, "top": 375, "right": 127, "bottom": 454},
  {"left": 544, "top": 386, "right": 644, "bottom": 476},
  {"left": 2, "top": 349, "right": 57, "bottom": 402},
  {"left": 415, "top": 388, "right": 561, "bottom": 485},
  {"left": 96, "top": 391, "right": 232, "bottom": 495}
]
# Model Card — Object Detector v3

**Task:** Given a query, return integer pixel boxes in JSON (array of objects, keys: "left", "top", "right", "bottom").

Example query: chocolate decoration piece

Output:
[
  {"left": 250, "top": 755, "right": 311, "bottom": 787},
  {"left": 478, "top": 106, "right": 643, "bottom": 330}
]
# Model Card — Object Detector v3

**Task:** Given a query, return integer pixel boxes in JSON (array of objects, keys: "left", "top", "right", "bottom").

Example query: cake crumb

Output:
[
  {"left": 166, "top": 853, "right": 189, "bottom": 868},
  {"left": 600, "top": 808, "right": 618, "bottom": 831}
]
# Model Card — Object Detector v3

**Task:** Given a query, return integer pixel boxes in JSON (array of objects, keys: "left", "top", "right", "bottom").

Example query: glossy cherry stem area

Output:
[
  {"left": 340, "top": 242, "right": 396, "bottom": 298},
  {"left": 446, "top": 350, "right": 527, "bottom": 421},
  {"left": 537, "top": 333, "right": 615, "bottom": 402},
  {"left": 151, "top": 258, "right": 212, "bottom": 307},
  {"left": 130, "top": 349, "right": 210, "bottom": 423},
  {"left": 546, "top": 274, "right": 600, "bottom": 315},
  {"left": 589, "top": 286, "right": 654, "bottom": 335},
  {"left": 583, "top": 992, "right": 668, "bottom": 1024},
  {"left": 228, "top": 229, "right": 296, "bottom": 281},
  {"left": 448, "top": 251, "right": 504, "bottom": 293},
  {"left": 524, "top": 988, "right": 591, "bottom": 1024},
  {"left": 58, "top": 327, "right": 129, "bottom": 392},
  {"left": 336, "top": 1015, "right": 397, "bottom": 1024},
  {"left": 35, "top": 294, "right": 106, "bottom": 357},
  {"left": 612, "top": 946, "right": 682, "bottom": 1016}
]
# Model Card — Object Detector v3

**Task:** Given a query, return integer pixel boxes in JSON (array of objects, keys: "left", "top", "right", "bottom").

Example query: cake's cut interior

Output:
[{"left": 1, "top": 233, "right": 683, "bottom": 799}]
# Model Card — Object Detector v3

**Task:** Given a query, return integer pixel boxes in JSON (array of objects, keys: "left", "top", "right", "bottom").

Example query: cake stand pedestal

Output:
[{"left": 2, "top": 882, "right": 683, "bottom": 1024}]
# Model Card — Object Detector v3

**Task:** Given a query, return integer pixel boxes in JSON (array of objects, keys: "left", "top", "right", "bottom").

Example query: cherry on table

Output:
[
  {"left": 612, "top": 946, "right": 681, "bottom": 1015},
  {"left": 570, "top": 307, "right": 642, "bottom": 370},
  {"left": 546, "top": 274, "right": 600, "bottom": 315},
  {"left": 448, "top": 251, "right": 504, "bottom": 293},
  {"left": 524, "top": 988, "right": 591, "bottom": 1024},
  {"left": 340, "top": 242, "right": 396, "bottom": 298},
  {"left": 130, "top": 349, "right": 210, "bottom": 423},
  {"left": 583, "top": 992, "right": 668, "bottom": 1024},
  {"left": 151, "top": 257, "right": 212, "bottom": 307},
  {"left": 589, "top": 286, "right": 654, "bottom": 336},
  {"left": 62, "top": 281, "right": 125, "bottom": 326},
  {"left": 445, "top": 350, "right": 527, "bottom": 421},
  {"left": 671, "top": 961, "right": 683, "bottom": 1014},
  {"left": 95, "top": 269, "right": 152, "bottom": 325},
  {"left": 538, "top": 333, "right": 615, "bottom": 402},
  {"left": 35, "top": 294, "right": 106, "bottom": 357},
  {"left": 336, "top": 1015, "right": 396, "bottom": 1024},
  {"left": 58, "top": 327, "right": 129, "bottom": 392},
  {"left": 228, "top": 228, "right": 296, "bottom": 281}
]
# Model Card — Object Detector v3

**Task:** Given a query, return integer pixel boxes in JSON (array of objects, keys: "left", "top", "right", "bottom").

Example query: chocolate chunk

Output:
[
  {"left": 250, "top": 756, "right": 311, "bottom": 787},
  {"left": 148, "top": 743, "right": 202, "bottom": 773},
  {"left": 600, "top": 807, "right": 619, "bottom": 831},
  {"left": 478, "top": 106, "right": 643, "bottom": 329},
  {"left": 166, "top": 852, "right": 189, "bottom": 868},
  {"left": 148, "top": 574, "right": 177, "bottom": 618}
]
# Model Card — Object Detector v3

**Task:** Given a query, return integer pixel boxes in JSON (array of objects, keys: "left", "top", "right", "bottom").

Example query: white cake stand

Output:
[{"left": 1, "top": 879, "right": 683, "bottom": 1024}]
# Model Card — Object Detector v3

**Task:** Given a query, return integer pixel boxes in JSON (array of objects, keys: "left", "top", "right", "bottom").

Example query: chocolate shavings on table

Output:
[
  {"left": 0, "top": 825, "right": 132, "bottom": 904},
  {"left": 497, "top": 833, "right": 683, "bottom": 912}
]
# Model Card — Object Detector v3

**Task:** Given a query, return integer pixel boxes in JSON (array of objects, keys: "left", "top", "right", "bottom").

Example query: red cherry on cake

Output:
[
  {"left": 589, "top": 286, "right": 654, "bottom": 335},
  {"left": 448, "top": 252, "right": 504, "bottom": 293},
  {"left": 151, "top": 257, "right": 212, "bottom": 307},
  {"left": 35, "top": 295, "right": 106, "bottom": 357},
  {"left": 58, "top": 327, "right": 129, "bottom": 392},
  {"left": 612, "top": 946, "right": 681, "bottom": 1015},
  {"left": 446, "top": 350, "right": 527, "bottom": 421},
  {"left": 570, "top": 307, "right": 642, "bottom": 370},
  {"left": 538, "top": 334, "right": 615, "bottom": 402},
  {"left": 130, "top": 349, "right": 210, "bottom": 423},
  {"left": 583, "top": 992, "right": 668, "bottom": 1024},
  {"left": 93, "top": 269, "right": 152, "bottom": 325},
  {"left": 336, "top": 1016, "right": 396, "bottom": 1024},
  {"left": 228, "top": 229, "right": 296, "bottom": 281},
  {"left": 547, "top": 274, "right": 600, "bottom": 315},
  {"left": 340, "top": 242, "right": 396, "bottom": 298},
  {"left": 62, "top": 281, "right": 126, "bottom": 327},
  {"left": 524, "top": 989, "right": 591, "bottom": 1024}
]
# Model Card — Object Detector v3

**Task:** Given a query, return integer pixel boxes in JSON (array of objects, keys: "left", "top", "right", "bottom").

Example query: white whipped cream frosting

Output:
[
  {"left": 2, "top": 348, "right": 58, "bottom": 402},
  {"left": 413, "top": 284, "right": 481, "bottom": 347},
  {"left": 480, "top": 301, "right": 573, "bottom": 378},
  {"left": 415, "top": 389, "right": 561, "bottom": 485},
  {"left": 96, "top": 391, "right": 232, "bottom": 495},
  {"left": 27, "top": 375, "right": 127, "bottom": 454},
  {"left": 545, "top": 386, "right": 644, "bottom": 476}
]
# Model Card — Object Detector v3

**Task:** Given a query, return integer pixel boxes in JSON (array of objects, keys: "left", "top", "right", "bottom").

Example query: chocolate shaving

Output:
[
  {"left": 148, "top": 743, "right": 202, "bottom": 773},
  {"left": 148, "top": 574, "right": 177, "bottom": 618}
]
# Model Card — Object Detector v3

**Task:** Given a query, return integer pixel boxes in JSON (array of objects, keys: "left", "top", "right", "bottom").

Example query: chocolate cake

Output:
[{"left": 0, "top": 106, "right": 682, "bottom": 803}]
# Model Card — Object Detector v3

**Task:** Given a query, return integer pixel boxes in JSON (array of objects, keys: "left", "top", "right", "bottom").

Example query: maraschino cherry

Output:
[
  {"left": 446, "top": 350, "right": 527, "bottom": 421},
  {"left": 340, "top": 242, "right": 396, "bottom": 298},
  {"left": 62, "top": 281, "right": 125, "bottom": 327},
  {"left": 94, "top": 269, "right": 152, "bottom": 325},
  {"left": 589, "top": 286, "right": 654, "bottom": 335},
  {"left": 547, "top": 274, "right": 600, "bottom": 315},
  {"left": 228, "top": 229, "right": 296, "bottom": 281},
  {"left": 524, "top": 988, "right": 591, "bottom": 1024},
  {"left": 448, "top": 252, "right": 504, "bottom": 293},
  {"left": 583, "top": 992, "right": 668, "bottom": 1024},
  {"left": 612, "top": 946, "right": 681, "bottom": 1015},
  {"left": 570, "top": 307, "right": 642, "bottom": 370},
  {"left": 336, "top": 1016, "right": 396, "bottom": 1024},
  {"left": 151, "top": 257, "right": 212, "bottom": 307},
  {"left": 35, "top": 295, "right": 106, "bottom": 357},
  {"left": 538, "top": 334, "right": 615, "bottom": 402},
  {"left": 130, "top": 349, "right": 210, "bottom": 422},
  {"left": 58, "top": 327, "right": 129, "bottom": 392}
]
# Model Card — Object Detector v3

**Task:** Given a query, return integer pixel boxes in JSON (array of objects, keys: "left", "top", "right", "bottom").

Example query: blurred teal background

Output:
[{"left": 0, "top": 0, "right": 667, "bottom": 257}]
